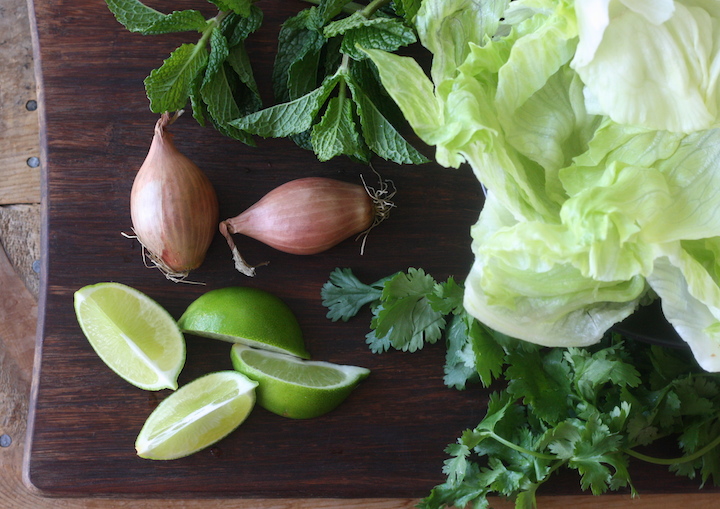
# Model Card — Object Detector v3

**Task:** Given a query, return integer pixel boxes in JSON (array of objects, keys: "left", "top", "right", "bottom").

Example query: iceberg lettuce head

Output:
[{"left": 365, "top": 0, "right": 720, "bottom": 371}]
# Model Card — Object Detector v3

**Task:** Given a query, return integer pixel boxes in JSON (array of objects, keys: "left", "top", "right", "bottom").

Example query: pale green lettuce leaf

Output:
[
  {"left": 571, "top": 0, "right": 720, "bottom": 133},
  {"left": 415, "top": 0, "right": 509, "bottom": 84},
  {"left": 463, "top": 192, "right": 647, "bottom": 347},
  {"left": 647, "top": 248, "right": 720, "bottom": 372}
]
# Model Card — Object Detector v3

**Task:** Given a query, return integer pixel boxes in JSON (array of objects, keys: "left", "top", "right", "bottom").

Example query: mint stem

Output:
[
  {"left": 624, "top": 432, "right": 720, "bottom": 466},
  {"left": 302, "top": 0, "right": 391, "bottom": 17},
  {"left": 360, "top": 0, "right": 392, "bottom": 17}
]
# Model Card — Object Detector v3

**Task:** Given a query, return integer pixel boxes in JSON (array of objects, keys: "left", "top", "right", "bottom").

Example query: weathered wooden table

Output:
[{"left": 1, "top": 0, "right": 719, "bottom": 507}]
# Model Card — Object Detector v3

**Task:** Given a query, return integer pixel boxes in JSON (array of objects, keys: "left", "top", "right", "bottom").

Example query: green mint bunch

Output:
[
  {"left": 106, "top": 0, "right": 262, "bottom": 145},
  {"left": 322, "top": 267, "right": 720, "bottom": 508},
  {"left": 229, "top": 0, "right": 428, "bottom": 163},
  {"left": 106, "top": 0, "right": 428, "bottom": 163}
]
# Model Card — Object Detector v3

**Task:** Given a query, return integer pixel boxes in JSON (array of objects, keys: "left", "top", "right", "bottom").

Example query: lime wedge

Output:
[
  {"left": 178, "top": 286, "right": 310, "bottom": 359},
  {"left": 135, "top": 370, "right": 257, "bottom": 460},
  {"left": 230, "top": 344, "right": 370, "bottom": 419},
  {"left": 73, "top": 282, "right": 185, "bottom": 391}
]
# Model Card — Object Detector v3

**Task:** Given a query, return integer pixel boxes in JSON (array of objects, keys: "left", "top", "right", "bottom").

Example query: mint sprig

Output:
[
  {"left": 321, "top": 267, "right": 720, "bottom": 507},
  {"left": 239, "top": 0, "right": 428, "bottom": 163},
  {"left": 106, "top": 0, "right": 429, "bottom": 164},
  {"left": 106, "top": 0, "right": 262, "bottom": 142}
]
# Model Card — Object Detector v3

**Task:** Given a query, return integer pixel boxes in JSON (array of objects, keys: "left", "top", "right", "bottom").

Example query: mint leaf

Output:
[
  {"left": 325, "top": 13, "right": 417, "bottom": 61},
  {"left": 206, "top": 0, "right": 253, "bottom": 17},
  {"left": 145, "top": 43, "right": 209, "bottom": 113},
  {"left": 394, "top": 0, "right": 422, "bottom": 22},
  {"left": 200, "top": 29, "right": 255, "bottom": 144},
  {"left": 311, "top": 94, "right": 370, "bottom": 162},
  {"left": 105, "top": 0, "right": 207, "bottom": 35},
  {"left": 317, "top": 0, "right": 352, "bottom": 22},
  {"left": 225, "top": 44, "right": 262, "bottom": 113},
  {"left": 222, "top": 7, "right": 263, "bottom": 48},
  {"left": 273, "top": 9, "right": 325, "bottom": 102},
  {"left": 346, "top": 76, "right": 429, "bottom": 164},
  {"left": 229, "top": 75, "right": 340, "bottom": 137}
]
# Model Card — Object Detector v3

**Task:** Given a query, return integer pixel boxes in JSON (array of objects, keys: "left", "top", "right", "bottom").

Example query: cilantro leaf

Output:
[
  {"left": 505, "top": 347, "right": 572, "bottom": 423},
  {"left": 365, "top": 324, "right": 392, "bottom": 354},
  {"left": 469, "top": 319, "right": 506, "bottom": 388},
  {"left": 320, "top": 267, "right": 389, "bottom": 322},
  {"left": 371, "top": 268, "right": 445, "bottom": 352},
  {"left": 443, "top": 314, "right": 478, "bottom": 390},
  {"left": 321, "top": 267, "right": 720, "bottom": 508}
]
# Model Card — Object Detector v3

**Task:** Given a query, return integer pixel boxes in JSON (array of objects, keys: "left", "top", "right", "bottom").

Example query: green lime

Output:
[
  {"left": 73, "top": 282, "right": 185, "bottom": 391},
  {"left": 230, "top": 344, "right": 370, "bottom": 419},
  {"left": 178, "top": 286, "right": 310, "bottom": 359},
  {"left": 135, "top": 370, "right": 257, "bottom": 460}
]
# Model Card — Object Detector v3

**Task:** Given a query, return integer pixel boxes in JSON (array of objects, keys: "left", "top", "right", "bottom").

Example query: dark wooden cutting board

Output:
[{"left": 22, "top": 0, "right": 719, "bottom": 500}]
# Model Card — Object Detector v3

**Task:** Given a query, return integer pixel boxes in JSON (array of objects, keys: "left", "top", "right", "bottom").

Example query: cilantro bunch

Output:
[
  {"left": 322, "top": 268, "right": 720, "bottom": 508},
  {"left": 105, "top": 0, "right": 428, "bottom": 163}
]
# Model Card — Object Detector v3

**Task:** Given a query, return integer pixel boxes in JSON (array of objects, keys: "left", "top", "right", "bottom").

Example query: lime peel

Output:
[
  {"left": 230, "top": 344, "right": 370, "bottom": 419},
  {"left": 178, "top": 286, "right": 310, "bottom": 359}
]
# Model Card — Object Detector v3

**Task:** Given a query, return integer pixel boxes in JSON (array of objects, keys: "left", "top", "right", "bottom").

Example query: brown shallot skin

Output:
[
  {"left": 224, "top": 177, "right": 374, "bottom": 255},
  {"left": 130, "top": 112, "right": 219, "bottom": 279}
]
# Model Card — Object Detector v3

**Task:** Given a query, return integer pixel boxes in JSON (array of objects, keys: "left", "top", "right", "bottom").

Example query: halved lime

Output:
[
  {"left": 135, "top": 370, "right": 257, "bottom": 460},
  {"left": 73, "top": 282, "right": 185, "bottom": 391},
  {"left": 230, "top": 344, "right": 370, "bottom": 419},
  {"left": 178, "top": 286, "right": 310, "bottom": 359}
]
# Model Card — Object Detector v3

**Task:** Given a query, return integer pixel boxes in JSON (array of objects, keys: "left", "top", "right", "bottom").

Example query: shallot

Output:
[
  {"left": 127, "top": 111, "right": 219, "bottom": 282},
  {"left": 219, "top": 176, "right": 395, "bottom": 276}
]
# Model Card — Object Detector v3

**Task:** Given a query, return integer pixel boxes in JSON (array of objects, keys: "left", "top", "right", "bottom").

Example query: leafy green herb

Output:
[
  {"left": 106, "top": 0, "right": 428, "bottom": 163},
  {"left": 322, "top": 267, "right": 720, "bottom": 508},
  {"left": 106, "top": 0, "right": 262, "bottom": 145}
]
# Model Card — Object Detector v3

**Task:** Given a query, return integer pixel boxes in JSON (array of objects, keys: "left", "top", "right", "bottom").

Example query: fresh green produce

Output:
[
  {"left": 105, "top": 0, "right": 427, "bottom": 163},
  {"left": 322, "top": 267, "right": 720, "bottom": 508},
  {"left": 178, "top": 286, "right": 311, "bottom": 358},
  {"left": 128, "top": 112, "right": 219, "bottom": 282},
  {"left": 73, "top": 282, "right": 186, "bottom": 391},
  {"left": 135, "top": 370, "right": 257, "bottom": 460},
  {"left": 219, "top": 176, "right": 396, "bottom": 276},
  {"left": 105, "top": 0, "right": 263, "bottom": 145},
  {"left": 364, "top": 0, "right": 720, "bottom": 372},
  {"left": 230, "top": 343, "right": 370, "bottom": 419}
]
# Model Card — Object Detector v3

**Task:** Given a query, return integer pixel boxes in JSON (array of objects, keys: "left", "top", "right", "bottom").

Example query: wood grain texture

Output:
[
  {"left": 2, "top": 0, "right": 718, "bottom": 506},
  {"left": 0, "top": 0, "right": 41, "bottom": 205}
]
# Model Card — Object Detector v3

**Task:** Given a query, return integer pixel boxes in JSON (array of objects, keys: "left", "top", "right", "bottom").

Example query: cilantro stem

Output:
[
  {"left": 485, "top": 431, "right": 557, "bottom": 461},
  {"left": 624, "top": 431, "right": 720, "bottom": 466}
]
